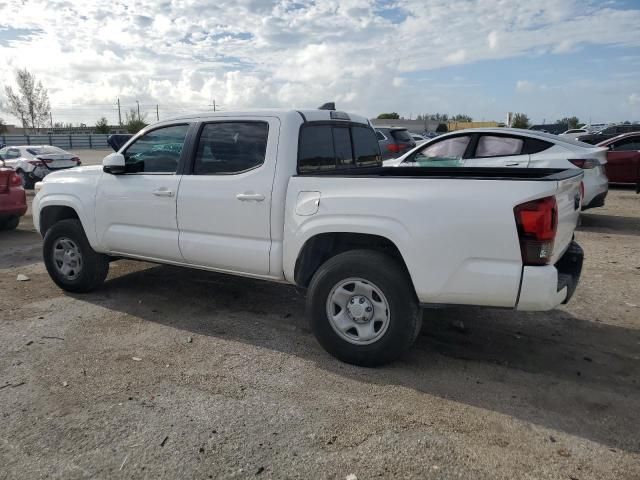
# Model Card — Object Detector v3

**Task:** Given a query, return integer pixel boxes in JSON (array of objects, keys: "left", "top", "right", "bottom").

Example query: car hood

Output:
[{"left": 42, "top": 165, "right": 102, "bottom": 183}]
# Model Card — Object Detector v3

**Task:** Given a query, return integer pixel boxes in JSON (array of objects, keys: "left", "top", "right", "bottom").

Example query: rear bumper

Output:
[
  {"left": 582, "top": 190, "right": 607, "bottom": 210},
  {"left": 0, "top": 189, "right": 28, "bottom": 218},
  {"left": 517, "top": 241, "right": 583, "bottom": 311}
]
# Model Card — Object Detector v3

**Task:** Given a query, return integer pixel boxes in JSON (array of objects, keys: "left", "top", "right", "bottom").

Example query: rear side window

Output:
[
  {"left": 611, "top": 137, "right": 640, "bottom": 151},
  {"left": 194, "top": 122, "right": 269, "bottom": 175},
  {"left": 522, "top": 138, "right": 553, "bottom": 154},
  {"left": 298, "top": 124, "right": 382, "bottom": 173},
  {"left": 391, "top": 129, "right": 411, "bottom": 142},
  {"left": 475, "top": 135, "right": 524, "bottom": 157}
]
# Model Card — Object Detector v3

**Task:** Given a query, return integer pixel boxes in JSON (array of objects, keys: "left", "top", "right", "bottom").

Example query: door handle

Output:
[
  {"left": 153, "top": 188, "right": 174, "bottom": 197},
  {"left": 236, "top": 193, "right": 265, "bottom": 202},
  {"left": 505, "top": 163, "right": 520, "bottom": 166}
]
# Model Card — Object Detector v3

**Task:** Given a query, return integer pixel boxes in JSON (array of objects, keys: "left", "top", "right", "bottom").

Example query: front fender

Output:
[{"left": 33, "top": 192, "right": 98, "bottom": 248}]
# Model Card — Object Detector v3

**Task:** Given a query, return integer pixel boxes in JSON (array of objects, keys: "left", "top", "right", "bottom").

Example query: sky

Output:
[{"left": 1, "top": 0, "right": 640, "bottom": 127}]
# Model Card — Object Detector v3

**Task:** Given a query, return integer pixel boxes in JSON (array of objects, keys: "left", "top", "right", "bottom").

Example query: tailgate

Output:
[{"left": 552, "top": 172, "right": 583, "bottom": 263}]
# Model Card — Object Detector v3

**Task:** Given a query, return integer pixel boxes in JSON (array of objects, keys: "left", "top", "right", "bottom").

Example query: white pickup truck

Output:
[{"left": 33, "top": 108, "right": 585, "bottom": 366}]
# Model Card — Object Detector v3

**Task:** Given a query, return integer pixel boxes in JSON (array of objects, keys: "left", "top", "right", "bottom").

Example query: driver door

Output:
[{"left": 95, "top": 123, "right": 192, "bottom": 261}]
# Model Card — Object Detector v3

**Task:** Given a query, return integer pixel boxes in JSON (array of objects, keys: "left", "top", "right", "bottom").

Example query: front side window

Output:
[
  {"left": 406, "top": 135, "right": 471, "bottom": 167},
  {"left": 123, "top": 124, "right": 189, "bottom": 173},
  {"left": 611, "top": 137, "right": 640, "bottom": 151},
  {"left": 475, "top": 135, "right": 524, "bottom": 157},
  {"left": 194, "top": 122, "right": 269, "bottom": 175}
]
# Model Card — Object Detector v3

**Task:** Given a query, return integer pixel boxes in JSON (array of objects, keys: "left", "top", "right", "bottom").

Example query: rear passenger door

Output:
[
  {"left": 464, "top": 134, "right": 529, "bottom": 167},
  {"left": 176, "top": 118, "right": 279, "bottom": 276}
]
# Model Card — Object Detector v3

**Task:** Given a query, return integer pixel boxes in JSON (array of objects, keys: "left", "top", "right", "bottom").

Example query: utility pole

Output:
[
  {"left": 117, "top": 98, "right": 122, "bottom": 126},
  {"left": 156, "top": 104, "right": 159, "bottom": 122},
  {"left": 136, "top": 100, "right": 141, "bottom": 120},
  {"left": 213, "top": 99, "right": 216, "bottom": 112},
  {"left": 49, "top": 112, "right": 53, "bottom": 129}
]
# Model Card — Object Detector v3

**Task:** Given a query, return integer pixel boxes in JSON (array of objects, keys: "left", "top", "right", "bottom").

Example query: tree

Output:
[
  {"left": 452, "top": 114, "right": 472, "bottom": 122},
  {"left": 377, "top": 112, "right": 400, "bottom": 119},
  {"left": 557, "top": 116, "right": 580, "bottom": 129},
  {"left": 95, "top": 116, "right": 110, "bottom": 134},
  {"left": 511, "top": 113, "right": 530, "bottom": 129},
  {"left": 3, "top": 68, "right": 51, "bottom": 132},
  {"left": 429, "top": 113, "right": 449, "bottom": 122},
  {"left": 125, "top": 109, "right": 147, "bottom": 133}
]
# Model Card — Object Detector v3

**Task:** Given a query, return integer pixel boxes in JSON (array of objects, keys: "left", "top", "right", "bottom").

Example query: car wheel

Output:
[
  {"left": 43, "top": 219, "right": 109, "bottom": 293},
  {"left": 0, "top": 216, "right": 20, "bottom": 230},
  {"left": 307, "top": 249, "right": 421, "bottom": 367},
  {"left": 16, "top": 170, "right": 34, "bottom": 190}
]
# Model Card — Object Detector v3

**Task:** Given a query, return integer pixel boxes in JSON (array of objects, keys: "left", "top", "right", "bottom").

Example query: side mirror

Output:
[{"left": 102, "top": 152, "right": 126, "bottom": 174}]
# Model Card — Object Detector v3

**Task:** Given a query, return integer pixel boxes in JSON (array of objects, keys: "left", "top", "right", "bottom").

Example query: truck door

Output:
[
  {"left": 176, "top": 118, "right": 279, "bottom": 276},
  {"left": 95, "top": 124, "right": 190, "bottom": 261}
]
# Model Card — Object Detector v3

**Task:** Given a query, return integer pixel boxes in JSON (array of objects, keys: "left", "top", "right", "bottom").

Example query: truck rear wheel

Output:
[
  {"left": 43, "top": 219, "right": 109, "bottom": 293},
  {"left": 307, "top": 250, "right": 421, "bottom": 366}
]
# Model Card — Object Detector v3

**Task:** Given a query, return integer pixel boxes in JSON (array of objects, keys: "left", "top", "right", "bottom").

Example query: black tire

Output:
[
  {"left": 43, "top": 219, "right": 109, "bottom": 293},
  {"left": 1, "top": 216, "right": 20, "bottom": 230},
  {"left": 307, "top": 249, "right": 421, "bottom": 367},
  {"left": 16, "top": 170, "right": 34, "bottom": 190}
]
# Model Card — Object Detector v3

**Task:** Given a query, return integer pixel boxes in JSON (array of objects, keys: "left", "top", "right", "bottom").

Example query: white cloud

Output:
[
  {"left": 516, "top": 80, "right": 536, "bottom": 93},
  {"left": 630, "top": 93, "right": 640, "bottom": 105},
  {"left": 0, "top": 0, "right": 640, "bottom": 124}
]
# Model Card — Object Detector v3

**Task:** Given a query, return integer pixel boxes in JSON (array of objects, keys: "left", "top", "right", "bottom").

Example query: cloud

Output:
[
  {"left": 630, "top": 93, "right": 640, "bottom": 105},
  {"left": 516, "top": 80, "right": 536, "bottom": 93},
  {"left": 1, "top": 0, "right": 640, "bottom": 124}
]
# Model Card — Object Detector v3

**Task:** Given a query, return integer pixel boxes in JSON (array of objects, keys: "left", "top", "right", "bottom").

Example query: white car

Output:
[
  {"left": 410, "top": 133, "right": 429, "bottom": 145},
  {"left": 33, "top": 109, "right": 584, "bottom": 366},
  {"left": 559, "top": 128, "right": 588, "bottom": 140},
  {"left": 384, "top": 128, "right": 608, "bottom": 210},
  {"left": 0, "top": 145, "right": 80, "bottom": 189}
]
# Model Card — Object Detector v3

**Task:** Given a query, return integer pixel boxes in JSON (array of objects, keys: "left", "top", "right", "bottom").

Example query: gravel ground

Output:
[{"left": 0, "top": 188, "right": 639, "bottom": 479}]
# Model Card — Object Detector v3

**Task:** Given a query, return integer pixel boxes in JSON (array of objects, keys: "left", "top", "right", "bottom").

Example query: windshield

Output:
[{"left": 391, "top": 129, "right": 412, "bottom": 142}]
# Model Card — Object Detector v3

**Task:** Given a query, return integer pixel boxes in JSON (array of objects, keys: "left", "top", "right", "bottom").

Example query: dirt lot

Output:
[{"left": 1, "top": 188, "right": 639, "bottom": 479}]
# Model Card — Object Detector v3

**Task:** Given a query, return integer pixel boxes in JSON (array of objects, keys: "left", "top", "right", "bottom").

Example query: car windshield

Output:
[
  {"left": 391, "top": 129, "right": 412, "bottom": 141},
  {"left": 26, "top": 146, "right": 66, "bottom": 155}
]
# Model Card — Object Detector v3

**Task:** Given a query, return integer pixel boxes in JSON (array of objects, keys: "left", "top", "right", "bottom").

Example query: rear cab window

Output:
[{"left": 298, "top": 123, "right": 382, "bottom": 173}]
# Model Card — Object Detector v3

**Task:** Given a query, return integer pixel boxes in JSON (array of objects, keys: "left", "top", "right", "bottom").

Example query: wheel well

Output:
[
  {"left": 40, "top": 206, "right": 79, "bottom": 236},
  {"left": 294, "top": 233, "right": 411, "bottom": 288}
]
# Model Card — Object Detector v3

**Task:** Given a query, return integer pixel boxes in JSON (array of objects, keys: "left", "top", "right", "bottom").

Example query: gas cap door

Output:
[{"left": 295, "top": 191, "right": 321, "bottom": 216}]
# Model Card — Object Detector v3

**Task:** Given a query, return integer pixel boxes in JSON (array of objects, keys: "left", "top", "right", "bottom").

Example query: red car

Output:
[
  {"left": 597, "top": 132, "right": 640, "bottom": 191},
  {"left": 0, "top": 162, "right": 27, "bottom": 230}
]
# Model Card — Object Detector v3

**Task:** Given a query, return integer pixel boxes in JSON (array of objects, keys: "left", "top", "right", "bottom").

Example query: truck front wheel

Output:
[
  {"left": 307, "top": 250, "right": 421, "bottom": 366},
  {"left": 43, "top": 219, "right": 109, "bottom": 293}
]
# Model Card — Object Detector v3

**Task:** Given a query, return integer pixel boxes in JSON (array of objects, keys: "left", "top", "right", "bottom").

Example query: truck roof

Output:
[{"left": 165, "top": 109, "right": 370, "bottom": 126}]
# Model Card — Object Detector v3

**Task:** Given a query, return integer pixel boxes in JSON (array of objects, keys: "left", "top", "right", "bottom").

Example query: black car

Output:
[{"left": 578, "top": 124, "right": 640, "bottom": 145}]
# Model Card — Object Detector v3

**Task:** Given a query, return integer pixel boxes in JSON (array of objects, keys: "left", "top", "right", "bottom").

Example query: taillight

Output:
[
  {"left": 71, "top": 156, "right": 81, "bottom": 165},
  {"left": 386, "top": 144, "right": 401, "bottom": 153},
  {"left": 40, "top": 158, "right": 54, "bottom": 164},
  {"left": 28, "top": 160, "right": 44, "bottom": 166},
  {"left": 514, "top": 196, "right": 558, "bottom": 266},
  {"left": 569, "top": 158, "right": 599, "bottom": 169},
  {"left": 9, "top": 171, "right": 22, "bottom": 187}
]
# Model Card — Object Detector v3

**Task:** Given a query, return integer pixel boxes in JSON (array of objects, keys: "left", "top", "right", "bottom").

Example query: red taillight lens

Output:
[
  {"left": 71, "top": 156, "right": 81, "bottom": 164},
  {"left": 514, "top": 196, "right": 558, "bottom": 266},
  {"left": 569, "top": 158, "right": 599, "bottom": 169},
  {"left": 9, "top": 171, "right": 22, "bottom": 187},
  {"left": 386, "top": 144, "right": 401, "bottom": 153},
  {"left": 28, "top": 160, "right": 44, "bottom": 166}
]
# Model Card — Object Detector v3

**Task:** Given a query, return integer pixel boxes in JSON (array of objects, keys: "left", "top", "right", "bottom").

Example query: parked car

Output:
[
  {"left": 374, "top": 127, "right": 416, "bottom": 160},
  {"left": 33, "top": 108, "right": 584, "bottom": 366},
  {"left": 384, "top": 128, "right": 608, "bottom": 210},
  {"left": 596, "top": 132, "right": 640, "bottom": 189},
  {"left": 559, "top": 128, "right": 588, "bottom": 140},
  {"left": 0, "top": 145, "right": 81, "bottom": 189},
  {"left": 0, "top": 160, "right": 27, "bottom": 230},
  {"left": 410, "top": 133, "right": 428, "bottom": 146},
  {"left": 577, "top": 124, "right": 640, "bottom": 145}
]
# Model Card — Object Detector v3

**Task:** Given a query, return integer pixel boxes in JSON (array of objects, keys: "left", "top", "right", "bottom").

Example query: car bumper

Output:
[
  {"left": 582, "top": 167, "right": 608, "bottom": 210},
  {"left": 0, "top": 189, "right": 28, "bottom": 218},
  {"left": 517, "top": 241, "right": 583, "bottom": 311}
]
